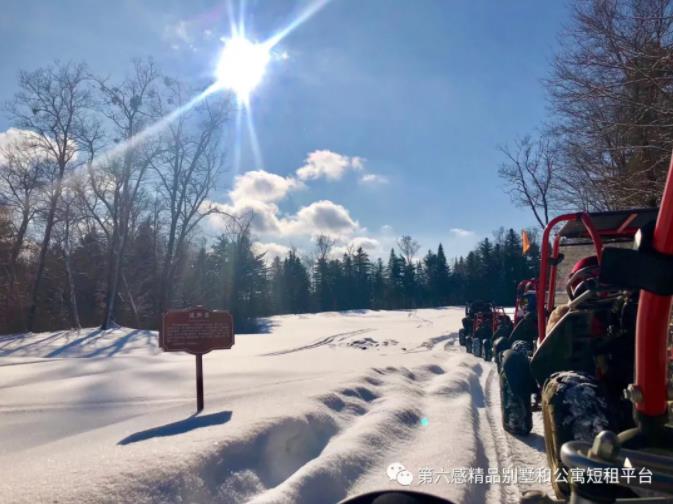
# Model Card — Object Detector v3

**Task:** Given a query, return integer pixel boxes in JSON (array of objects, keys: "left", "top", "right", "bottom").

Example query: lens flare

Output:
[{"left": 215, "top": 37, "right": 270, "bottom": 104}]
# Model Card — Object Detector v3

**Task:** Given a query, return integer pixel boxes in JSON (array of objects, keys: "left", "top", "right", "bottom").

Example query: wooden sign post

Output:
[{"left": 159, "top": 306, "right": 234, "bottom": 412}]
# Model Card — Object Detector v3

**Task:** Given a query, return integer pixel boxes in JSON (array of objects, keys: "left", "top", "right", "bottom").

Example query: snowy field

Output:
[{"left": 0, "top": 307, "right": 550, "bottom": 503}]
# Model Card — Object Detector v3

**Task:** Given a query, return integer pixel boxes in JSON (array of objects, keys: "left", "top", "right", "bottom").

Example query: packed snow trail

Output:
[{"left": 0, "top": 308, "right": 550, "bottom": 503}]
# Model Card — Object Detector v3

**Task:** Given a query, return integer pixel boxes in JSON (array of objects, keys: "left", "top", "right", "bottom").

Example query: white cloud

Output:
[
  {"left": 449, "top": 228, "right": 477, "bottom": 238},
  {"left": 441, "top": 227, "right": 481, "bottom": 260},
  {"left": 164, "top": 20, "right": 192, "bottom": 45},
  {"left": 296, "top": 150, "right": 364, "bottom": 181},
  {"left": 349, "top": 236, "right": 380, "bottom": 251},
  {"left": 202, "top": 150, "right": 374, "bottom": 248},
  {"left": 359, "top": 173, "right": 389, "bottom": 185},
  {"left": 331, "top": 236, "right": 382, "bottom": 258},
  {"left": 281, "top": 200, "right": 360, "bottom": 238},
  {"left": 203, "top": 199, "right": 281, "bottom": 234},
  {"left": 0, "top": 127, "right": 73, "bottom": 166},
  {"left": 229, "top": 170, "right": 302, "bottom": 204},
  {"left": 203, "top": 170, "right": 304, "bottom": 235},
  {"left": 253, "top": 241, "right": 291, "bottom": 261},
  {"left": 205, "top": 198, "right": 361, "bottom": 240},
  {"left": 163, "top": 19, "right": 201, "bottom": 50}
]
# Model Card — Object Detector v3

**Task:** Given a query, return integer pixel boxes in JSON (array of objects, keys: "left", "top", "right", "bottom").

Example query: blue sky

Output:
[{"left": 0, "top": 0, "right": 569, "bottom": 261}]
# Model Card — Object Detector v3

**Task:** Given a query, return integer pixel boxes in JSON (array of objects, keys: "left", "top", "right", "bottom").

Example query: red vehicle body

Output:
[
  {"left": 525, "top": 156, "right": 673, "bottom": 502},
  {"left": 535, "top": 209, "right": 664, "bottom": 414},
  {"left": 474, "top": 305, "right": 510, "bottom": 334}
]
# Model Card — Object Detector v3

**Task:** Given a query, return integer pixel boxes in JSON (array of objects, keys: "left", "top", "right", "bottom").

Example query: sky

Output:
[{"left": 0, "top": 0, "right": 570, "bottom": 262}]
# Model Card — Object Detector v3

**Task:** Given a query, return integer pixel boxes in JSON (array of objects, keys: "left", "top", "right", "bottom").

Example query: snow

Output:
[{"left": 0, "top": 308, "right": 550, "bottom": 503}]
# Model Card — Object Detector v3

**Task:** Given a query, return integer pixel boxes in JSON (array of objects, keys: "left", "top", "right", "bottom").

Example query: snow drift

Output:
[{"left": 0, "top": 308, "right": 550, "bottom": 503}]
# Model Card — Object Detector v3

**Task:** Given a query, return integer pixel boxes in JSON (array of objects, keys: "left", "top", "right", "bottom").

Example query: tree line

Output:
[{"left": 1, "top": 179, "right": 539, "bottom": 333}]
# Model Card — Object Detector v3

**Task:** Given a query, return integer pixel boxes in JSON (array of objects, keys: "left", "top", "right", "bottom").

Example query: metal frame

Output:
[
  {"left": 536, "top": 205, "right": 669, "bottom": 414},
  {"left": 634, "top": 162, "right": 673, "bottom": 417},
  {"left": 537, "top": 212, "right": 604, "bottom": 344},
  {"left": 539, "top": 160, "right": 673, "bottom": 503}
]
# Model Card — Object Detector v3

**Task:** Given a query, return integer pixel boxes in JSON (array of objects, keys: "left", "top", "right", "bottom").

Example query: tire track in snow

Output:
[
  {"left": 477, "top": 353, "right": 551, "bottom": 500},
  {"left": 481, "top": 363, "right": 520, "bottom": 503},
  {"left": 261, "top": 329, "right": 375, "bottom": 356}
]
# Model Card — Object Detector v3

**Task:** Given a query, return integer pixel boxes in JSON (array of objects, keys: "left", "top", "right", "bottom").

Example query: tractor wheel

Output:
[
  {"left": 471, "top": 336, "right": 481, "bottom": 357},
  {"left": 482, "top": 340, "right": 493, "bottom": 361},
  {"left": 541, "top": 372, "right": 611, "bottom": 499},
  {"left": 499, "top": 353, "right": 532, "bottom": 435},
  {"left": 465, "top": 336, "right": 473, "bottom": 354},
  {"left": 458, "top": 329, "right": 466, "bottom": 346},
  {"left": 493, "top": 337, "right": 510, "bottom": 372}
]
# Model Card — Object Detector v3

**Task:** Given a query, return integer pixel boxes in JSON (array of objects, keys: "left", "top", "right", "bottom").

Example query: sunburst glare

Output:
[{"left": 215, "top": 36, "right": 270, "bottom": 105}]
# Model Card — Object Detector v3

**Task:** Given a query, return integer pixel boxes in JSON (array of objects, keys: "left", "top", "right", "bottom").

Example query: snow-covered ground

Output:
[{"left": 0, "top": 308, "right": 550, "bottom": 503}]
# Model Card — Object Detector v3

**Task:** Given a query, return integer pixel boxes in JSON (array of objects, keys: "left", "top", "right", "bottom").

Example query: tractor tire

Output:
[
  {"left": 482, "top": 340, "right": 493, "bottom": 361},
  {"left": 500, "top": 372, "right": 532, "bottom": 435},
  {"left": 465, "top": 336, "right": 473, "bottom": 354},
  {"left": 493, "top": 337, "right": 510, "bottom": 372},
  {"left": 458, "top": 329, "right": 466, "bottom": 346},
  {"left": 471, "top": 336, "right": 481, "bottom": 357},
  {"left": 541, "top": 372, "right": 611, "bottom": 499}
]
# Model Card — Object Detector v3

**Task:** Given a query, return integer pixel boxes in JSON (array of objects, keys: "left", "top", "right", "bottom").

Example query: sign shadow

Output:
[{"left": 117, "top": 410, "right": 232, "bottom": 445}]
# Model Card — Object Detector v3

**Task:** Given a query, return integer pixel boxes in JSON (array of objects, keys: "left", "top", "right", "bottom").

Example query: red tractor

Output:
[{"left": 468, "top": 304, "right": 513, "bottom": 361}]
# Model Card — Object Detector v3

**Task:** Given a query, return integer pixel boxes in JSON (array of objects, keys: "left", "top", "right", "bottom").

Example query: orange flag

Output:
[{"left": 522, "top": 230, "right": 531, "bottom": 255}]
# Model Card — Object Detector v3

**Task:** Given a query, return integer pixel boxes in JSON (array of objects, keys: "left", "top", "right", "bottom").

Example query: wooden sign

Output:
[
  {"left": 159, "top": 306, "right": 235, "bottom": 412},
  {"left": 160, "top": 306, "right": 234, "bottom": 354}
]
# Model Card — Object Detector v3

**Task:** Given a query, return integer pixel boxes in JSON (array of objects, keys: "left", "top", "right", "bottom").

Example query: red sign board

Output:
[{"left": 160, "top": 307, "right": 234, "bottom": 354}]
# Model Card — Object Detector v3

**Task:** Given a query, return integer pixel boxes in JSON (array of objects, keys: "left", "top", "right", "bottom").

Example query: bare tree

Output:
[
  {"left": 498, "top": 135, "right": 558, "bottom": 228},
  {"left": 54, "top": 180, "right": 82, "bottom": 330},
  {"left": 5, "top": 62, "right": 91, "bottom": 330},
  {"left": 151, "top": 79, "right": 230, "bottom": 315},
  {"left": 397, "top": 235, "right": 420, "bottom": 264},
  {"left": 547, "top": 0, "right": 673, "bottom": 209},
  {"left": 92, "top": 59, "right": 161, "bottom": 329},
  {"left": 315, "top": 234, "right": 335, "bottom": 261},
  {"left": 0, "top": 131, "right": 47, "bottom": 280}
]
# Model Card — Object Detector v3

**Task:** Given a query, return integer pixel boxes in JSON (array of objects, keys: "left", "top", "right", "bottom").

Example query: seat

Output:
[{"left": 530, "top": 309, "right": 596, "bottom": 385}]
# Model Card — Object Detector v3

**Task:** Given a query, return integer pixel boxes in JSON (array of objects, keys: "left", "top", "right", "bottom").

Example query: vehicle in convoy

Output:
[
  {"left": 495, "top": 200, "right": 672, "bottom": 503},
  {"left": 494, "top": 281, "right": 537, "bottom": 373},
  {"left": 534, "top": 208, "right": 662, "bottom": 501},
  {"left": 341, "top": 186, "right": 673, "bottom": 504},
  {"left": 514, "top": 278, "right": 537, "bottom": 325},
  {"left": 459, "top": 300, "right": 491, "bottom": 350},
  {"left": 460, "top": 301, "right": 512, "bottom": 361}
]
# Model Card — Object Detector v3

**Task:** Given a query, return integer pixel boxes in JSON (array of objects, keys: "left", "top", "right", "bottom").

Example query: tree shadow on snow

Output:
[
  {"left": 0, "top": 331, "right": 65, "bottom": 356},
  {"left": 82, "top": 329, "right": 144, "bottom": 357},
  {"left": 237, "top": 317, "right": 277, "bottom": 334},
  {"left": 44, "top": 329, "right": 106, "bottom": 357},
  {"left": 118, "top": 410, "right": 233, "bottom": 445}
]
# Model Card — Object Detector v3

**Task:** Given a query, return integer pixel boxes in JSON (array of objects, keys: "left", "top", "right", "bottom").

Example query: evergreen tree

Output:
[
  {"left": 269, "top": 256, "right": 284, "bottom": 313},
  {"left": 353, "top": 247, "right": 372, "bottom": 309},
  {"left": 424, "top": 244, "right": 450, "bottom": 307},
  {"left": 283, "top": 251, "right": 311, "bottom": 313},
  {"left": 371, "top": 258, "right": 386, "bottom": 309},
  {"left": 386, "top": 249, "right": 404, "bottom": 308}
]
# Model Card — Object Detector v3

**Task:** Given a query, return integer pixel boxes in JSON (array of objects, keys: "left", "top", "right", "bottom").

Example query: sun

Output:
[{"left": 215, "top": 37, "right": 270, "bottom": 104}]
